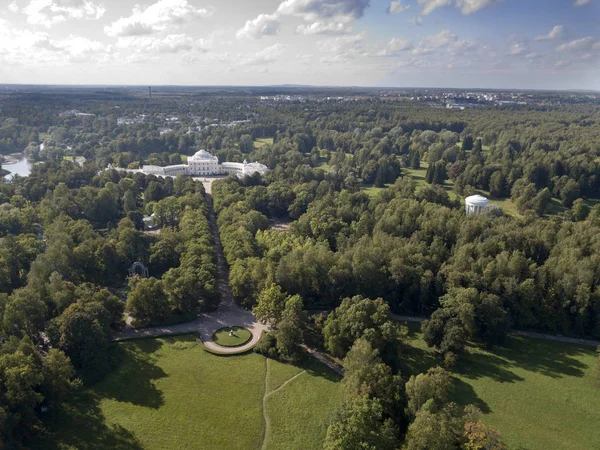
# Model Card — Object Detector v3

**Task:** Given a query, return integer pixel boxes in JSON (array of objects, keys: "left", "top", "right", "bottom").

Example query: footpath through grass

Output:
[
  {"left": 400, "top": 323, "right": 600, "bottom": 450},
  {"left": 265, "top": 358, "right": 343, "bottom": 449},
  {"left": 41, "top": 335, "right": 342, "bottom": 450}
]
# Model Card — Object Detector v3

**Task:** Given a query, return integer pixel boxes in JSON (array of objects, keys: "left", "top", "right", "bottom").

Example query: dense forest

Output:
[{"left": 1, "top": 88, "right": 600, "bottom": 448}]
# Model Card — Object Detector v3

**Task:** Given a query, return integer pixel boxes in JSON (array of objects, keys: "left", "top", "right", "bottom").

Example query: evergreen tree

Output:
[
  {"left": 462, "top": 135, "right": 474, "bottom": 151},
  {"left": 433, "top": 162, "right": 447, "bottom": 185},
  {"left": 425, "top": 164, "right": 435, "bottom": 184},
  {"left": 375, "top": 166, "right": 386, "bottom": 188}
]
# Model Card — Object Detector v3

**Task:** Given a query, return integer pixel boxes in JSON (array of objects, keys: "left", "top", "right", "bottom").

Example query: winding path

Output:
[
  {"left": 114, "top": 178, "right": 268, "bottom": 353},
  {"left": 260, "top": 358, "right": 307, "bottom": 450}
]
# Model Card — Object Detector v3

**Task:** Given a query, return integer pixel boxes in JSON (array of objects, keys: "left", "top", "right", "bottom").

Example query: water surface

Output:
[{"left": 3, "top": 157, "right": 32, "bottom": 180}]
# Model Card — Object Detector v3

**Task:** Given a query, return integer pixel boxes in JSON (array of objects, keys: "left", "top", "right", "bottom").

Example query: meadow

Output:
[
  {"left": 254, "top": 137, "right": 274, "bottom": 148},
  {"left": 400, "top": 323, "right": 600, "bottom": 450},
  {"left": 40, "top": 335, "right": 343, "bottom": 450}
]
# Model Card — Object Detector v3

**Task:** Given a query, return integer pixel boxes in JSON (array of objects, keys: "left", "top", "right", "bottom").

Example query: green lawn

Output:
[
  {"left": 361, "top": 184, "right": 390, "bottom": 197},
  {"left": 255, "top": 137, "right": 274, "bottom": 148},
  {"left": 399, "top": 323, "right": 600, "bottom": 450},
  {"left": 212, "top": 326, "right": 252, "bottom": 347},
  {"left": 316, "top": 159, "right": 330, "bottom": 172},
  {"left": 41, "top": 335, "right": 342, "bottom": 450},
  {"left": 265, "top": 358, "right": 343, "bottom": 449}
]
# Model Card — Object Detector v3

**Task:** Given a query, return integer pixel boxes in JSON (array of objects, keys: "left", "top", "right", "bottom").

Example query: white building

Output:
[
  {"left": 465, "top": 195, "right": 489, "bottom": 215},
  {"left": 187, "top": 149, "right": 220, "bottom": 175},
  {"left": 134, "top": 150, "right": 268, "bottom": 178}
]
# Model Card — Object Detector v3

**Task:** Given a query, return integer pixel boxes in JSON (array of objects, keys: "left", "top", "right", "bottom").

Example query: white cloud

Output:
[
  {"left": 573, "top": 0, "right": 591, "bottom": 6},
  {"left": 23, "top": 0, "right": 105, "bottom": 28},
  {"left": 0, "top": 18, "right": 109, "bottom": 64},
  {"left": 316, "top": 32, "right": 365, "bottom": 63},
  {"left": 507, "top": 42, "right": 527, "bottom": 55},
  {"left": 317, "top": 32, "right": 364, "bottom": 53},
  {"left": 53, "top": 35, "right": 108, "bottom": 60},
  {"left": 376, "top": 37, "right": 412, "bottom": 56},
  {"left": 409, "top": 16, "right": 423, "bottom": 25},
  {"left": 104, "top": 0, "right": 211, "bottom": 37},
  {"left": 276, "top": 0, "right": 370, "bottom": 20},
  {"left": 387, "top": 1, "right": 411, "bottom": 14},
  {"left": 320, "top": 54, "right": 352, "bottom": 63},
  {"left": 413, "top": 29, "right": 457, "bottom": 54},
  {"left": 557, "top": 36, "right": 595, "bottom": 52},
  {"left": 236, "top": 14, "right": 281, "bottom": 39},
  {"left": 296, "top": 21, "right": 352, "bottom": 35},
  {"left": 240, "top": 43, "right": 285, "bottom": 65},
  {"left": 535, "top": 25, "right": 564, "bottom": 41},
  {"left": 237, "top": 0, "right": 370, "bottom": 39},
  {"left": 116, "top": 34, "right": 200, "bottom": 54},
  {"left": 8, "top": 2, "right": 19, "bottom": 13},
  {"left": 418, "top": 0, "right": 502, "bottom": 15}
]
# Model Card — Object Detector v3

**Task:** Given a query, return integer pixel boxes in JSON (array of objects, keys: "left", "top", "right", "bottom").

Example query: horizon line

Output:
[{"left": 0, "top": 83, "right": 598, "bottom": 94}]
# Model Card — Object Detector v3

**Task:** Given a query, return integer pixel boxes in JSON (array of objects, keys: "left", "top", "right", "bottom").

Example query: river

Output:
[{"left": 3, "top": 157, "right": 33, "bottom": 180}]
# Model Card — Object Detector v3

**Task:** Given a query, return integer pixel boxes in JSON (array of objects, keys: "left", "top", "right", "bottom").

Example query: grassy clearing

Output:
[
  {"left": 255, "top": 137, "right": 274, "bottom": 148},
  {"left": 41, "top": 335, "right": 342, "bottom": 450},
  {"left": 212, "top": 326, "right": 252, "bottom": 347},
  {"left": 316, "top": 160, "right": 330, "bottom": 172},
  {"left": 361, "top": 184, "right": 389, "bottom": 197},
  {"left": 265, "top": 358, "right": 343, "bottom": 450},
  {"left": 266, "top": 359, "right": 304, "bottom": 392},
  {"left": 399, "top": 323, "right": 600, "bottom": 450}
]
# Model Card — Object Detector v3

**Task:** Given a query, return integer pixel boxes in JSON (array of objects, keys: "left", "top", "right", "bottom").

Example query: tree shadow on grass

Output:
[
  {"left": 397, "top": 345, "right": 441, "bottom": 377},
  {"left": 302, "top": 356, "right": 343, "bottom": 383},
  {"left": 130, "top": 337, "right": 164, "bottom": 353},
  {"left": 37, "top": 392, "right": 143, "bottom": 450},
  {"left": 491, "top": 336, "right": 592, "bottom": 379},
  {"left": 450, "top": 377, "right": 491, "bottom": 414},
  {"left": 454, "top": 349, "right": 524, "bottom": 384},
  {"left": 453, "top": 335, "right": 593, "bottom": 383},
  {"left": 93, "top": 340, "right": 167, "bottom": 409}
]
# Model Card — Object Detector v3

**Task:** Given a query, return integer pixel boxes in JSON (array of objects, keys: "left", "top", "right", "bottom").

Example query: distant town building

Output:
[
  {"left": 465, "top": 195, "right": 489, "bottom": 215},
  {"left": 114, "top": 150, "right": 268, "bottom": 179}
]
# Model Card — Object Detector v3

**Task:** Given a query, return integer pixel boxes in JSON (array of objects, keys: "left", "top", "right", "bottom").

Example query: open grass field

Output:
[
  {"left": 255, "top": 137, "right": 274, "bottom": 148},
  {"left": 212, "top": 326, "right": 252, "bottom": 347},
  {"left": 265, "top": 358, "right": 343, "bottom": 449},
  {"left": 399, "top": 323, "right": 600, "bottom": 450},
  {"left": 40, "top": 335, "right": 342, "bottom": 450},
  {"left": 361, "top": 183, "right": 389, "bottom": 197}
]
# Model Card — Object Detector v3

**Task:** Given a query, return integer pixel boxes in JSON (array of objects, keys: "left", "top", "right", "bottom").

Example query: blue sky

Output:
[{"left": 0, "top": 0, "right": 599, "bottom": 89}]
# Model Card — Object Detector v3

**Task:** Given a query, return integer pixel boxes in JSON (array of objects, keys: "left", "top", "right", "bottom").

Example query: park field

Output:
[
  {"left": 39, "top": 335, "right": 343, "bottom": 450},
  {"left": 254, "top": 137, "right": 274, "bottom": 148},
  {"left": 400, "top": 323, "right": 600, "bottom": 450}
]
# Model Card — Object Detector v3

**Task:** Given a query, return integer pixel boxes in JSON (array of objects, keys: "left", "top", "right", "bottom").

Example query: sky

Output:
[{"left": 0, "top": 0, "right": 599, "bottom": 89}]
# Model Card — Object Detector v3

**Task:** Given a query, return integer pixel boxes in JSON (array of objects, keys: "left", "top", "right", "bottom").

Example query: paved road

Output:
[
  {"left": 392, "top": 314, "right": 600, "bottom": 348},
  {"left": 114, "top": 186, "right": 268, "bottom": 353}
]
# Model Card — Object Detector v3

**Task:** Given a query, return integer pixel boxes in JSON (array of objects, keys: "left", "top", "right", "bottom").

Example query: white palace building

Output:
[{"left": 118, "top": 150, "right": 268, "bottom": 178}]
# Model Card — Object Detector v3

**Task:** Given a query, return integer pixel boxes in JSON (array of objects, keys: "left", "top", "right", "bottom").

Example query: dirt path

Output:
[
  {"left": 114, "top": 183, "right": 268, "bottom": 352},
  {"left": 302, "top": 345, "right": 344, "bottom": 376},
  {"left": 266, "top": 370, "right": 306, "bottom": 399},
  {"left": 260, "top": 358, "right": 306, "bottom": 450},
  {"left": 261, "top": 358, "right": 270, "bottom": 450}
]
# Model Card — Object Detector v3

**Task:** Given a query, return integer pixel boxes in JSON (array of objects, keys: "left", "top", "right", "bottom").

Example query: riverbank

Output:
[
  {"left": 2, "top": 153, "right": 25, "bottom": 165},
  {"left": 2, "top": 154, "right": 33, "bottom": 180}
]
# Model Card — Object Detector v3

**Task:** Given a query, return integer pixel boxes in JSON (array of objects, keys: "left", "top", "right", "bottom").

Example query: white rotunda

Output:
[{"left": 465, "top": 195, "right": 489, "bottom": 215}]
